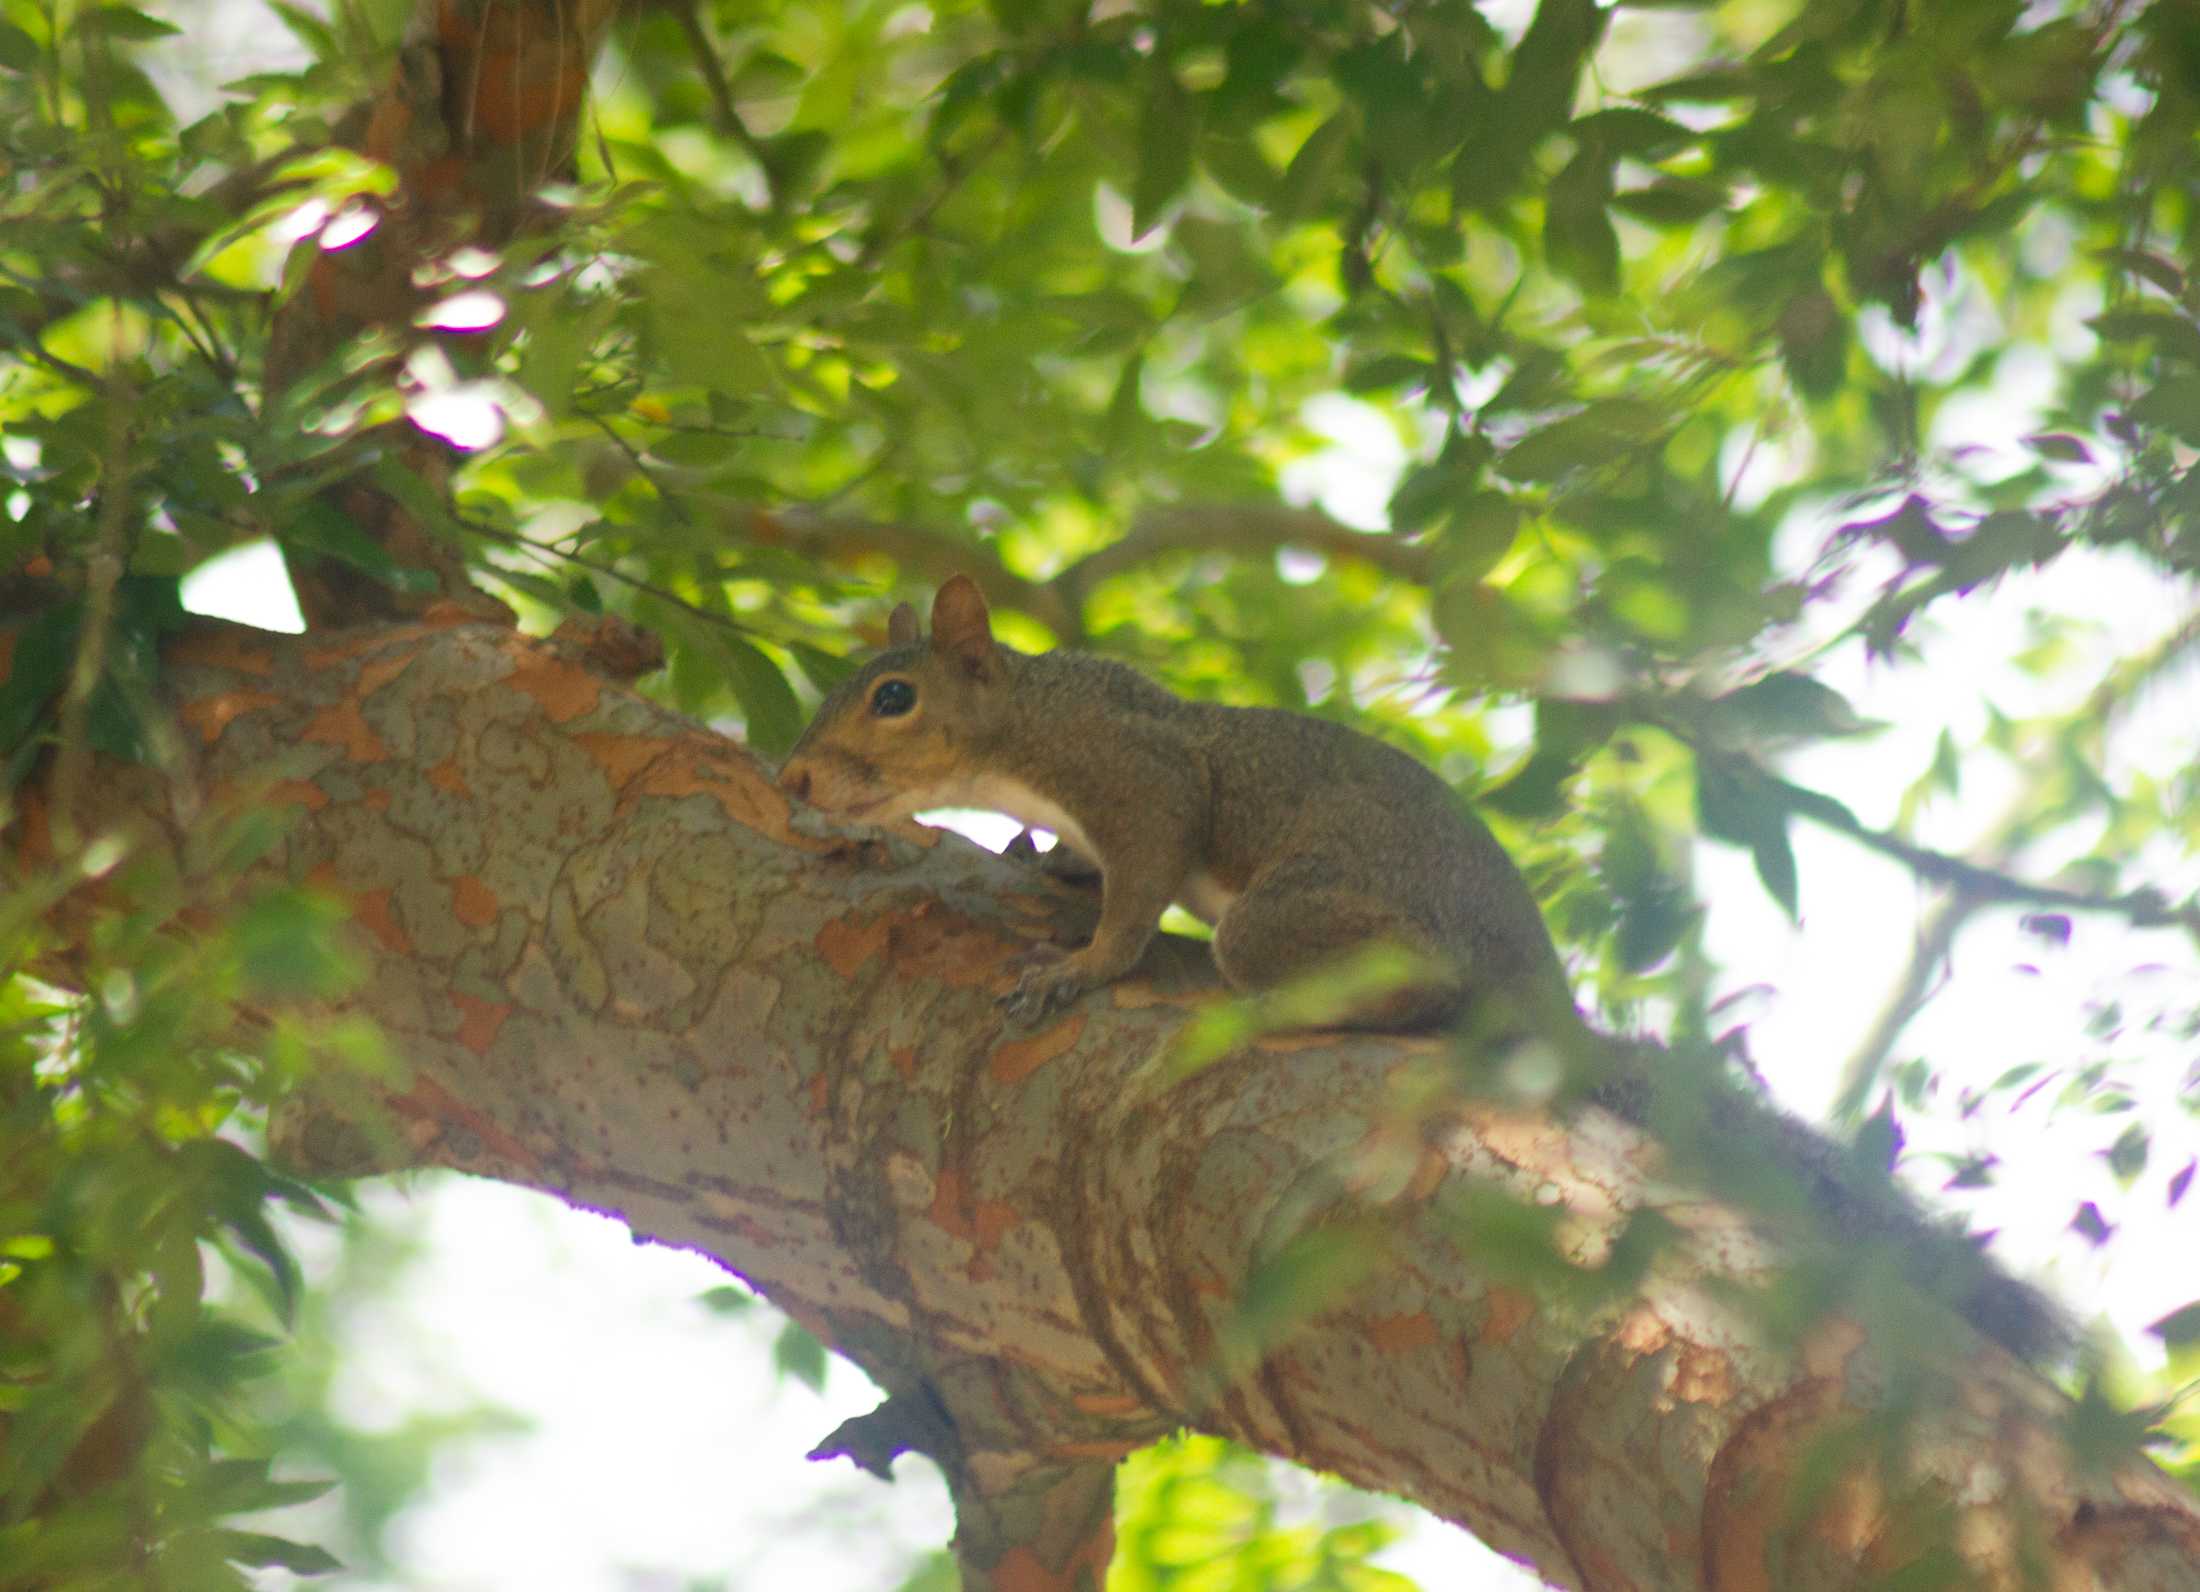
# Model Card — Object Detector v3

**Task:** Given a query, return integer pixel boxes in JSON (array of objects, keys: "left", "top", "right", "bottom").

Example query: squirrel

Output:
[
  {"left": 778, "top": 574, "right": 1571, "bottom": 1032},
  {"left": 777, "top": 576, "right": 2073, "bottom": 1363}
]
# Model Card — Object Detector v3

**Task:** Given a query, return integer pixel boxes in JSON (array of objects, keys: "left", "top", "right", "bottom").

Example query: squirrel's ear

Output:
[
  {"left": 887, "top": 602, "right": 920, "bottom": 646},
  {"left": 930, "top": 575, "right": 997, "bottom": 678}
]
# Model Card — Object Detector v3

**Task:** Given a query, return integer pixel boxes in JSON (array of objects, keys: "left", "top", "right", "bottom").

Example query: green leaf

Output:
[
  {"left": 1571, "top": 107, "right": 1695, "bottom": 157},
  {"left": 516, "top": 296, "right": 614, "bottom": 419},
  {"left": 2023, "top": 431, "right": 2094, "bottom": 464},
  {"left": 0, "top": 604, "right": 81, "bottom": 760},
  {"left": 2089, "top": 309, "right": 2200, "bottom": 366},
  {"left": 2096, "top": 247, "right": 2185, "bottom": 299},
  {"left": 1274, "top": 111, "right": 1352, "bottom": 225},
  {"left": 1776, "top": 287, "right": 1848, "bottom": 399},
  {"left": 233, "top": 888, "right": 359, "bottom": 1003},
  {"left": 1435, "top": 491, "right": 1524, "bottom": 582},
  {"left": 265, "top": 1, "right": 337, "bottom": 57},
  {"left": 1103, "top": 348, "right": 1146, "bottom": 447},
  {"left": 1498, "top": 406, "right": 1648, "bottom": 482},
  {"left": 199, "top": 1458, "right": 337, "bottom": 1515},
  {"left": 1544, "top": 149, "right": 1618, "bottom": 294},
  {"left": 1226, "top": 1224, "right": 1387, "bottom": 1357},
  {"left": 1482, "top": 700, "right": 1612, "bottom": 817},
  {"left": 1609, "top": 178, "right": 1730, "bottom": 225},
  {"left": 281, "top": 494, "right": 433, "bottom": 592},
  {"left": 1388, "top": 458, "right": 1470, "bottom": 534},
  {"left": 1342, "top": 353, "right": 1430, "bottom": 394},
  {"left": 788, "top": 641, "right": 857, "bottom": 695},
  {"left": 719, "top": 635, "right": 805, "bottom": 760},
  {"left": 2127, "top": 375, "right": 2200, "bottom": 446},
  {"left": 1615, "top": 881, "right": 1693, "bottom": 972},
  {"left": 1640, "top": 66, "right": 1754, "bottom": 102},
  {"left": 214, "top": 1532, "right": 343, "bottom": 1574},
  {"left": 1130, "top": 64, "right": 1197, "bottom": 240},
  {"left": 1927, "top": 730, "right": 1962, "bottom": 791},
  {"left": 772, "top": 1320, "right": 828, "bottom": 1391},
  {"left": 1695, "top": 759, "right": 1799, "bottom": 917},
  {"left": 1481, "top": 347, "right": 1569, "bottom": 415},
  {"left": 1503, "top": 0, "right": 1604, "bottom": 140},
  {"left": 0, "top": 22, "right": 38, "bottom": 70},
  {"left": 695, "top": 1285, "right": 756, "bottom": 1316},
  {"left": 2103, "top": 1124, "right": 2150, "bottom": 1184},
  {"left": 76, "top": 6, "right": 182, "bottom": 41},
  {"left": 1717, "top": 672, "right": 1878, "bottom": 743},
  {"left": 2148, "top": 1300, "right": 2200, "bottom": 1347}
]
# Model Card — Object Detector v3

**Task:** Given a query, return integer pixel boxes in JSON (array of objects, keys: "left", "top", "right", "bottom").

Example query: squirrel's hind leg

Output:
[{"left": 1211, "top": 864, "right": 1464, "bottom": 1032}]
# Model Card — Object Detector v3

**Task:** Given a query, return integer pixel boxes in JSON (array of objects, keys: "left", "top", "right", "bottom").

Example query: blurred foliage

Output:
[
  {"left": 1110, "top": 1434, "right": 1413, "bottom": 1591},
  {"left": 1, "top": 0, "right": 2197, "bottom": 1582},
  {"left": 0, "top": 808, "right": 377, "bottom": 1586}
]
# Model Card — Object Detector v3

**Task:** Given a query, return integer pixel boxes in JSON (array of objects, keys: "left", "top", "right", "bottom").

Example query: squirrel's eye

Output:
[{"left": 870, "top": 679, "right": 916, "bottom": 718}]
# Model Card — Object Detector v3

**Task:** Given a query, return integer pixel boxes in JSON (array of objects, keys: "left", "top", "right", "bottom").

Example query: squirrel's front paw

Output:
[
  {"left": 1002, "top": 829, "right": 1101, "bottom": 887},
  {"left": 999, "top": 951, "right": 1088, "bottom": 1026}
]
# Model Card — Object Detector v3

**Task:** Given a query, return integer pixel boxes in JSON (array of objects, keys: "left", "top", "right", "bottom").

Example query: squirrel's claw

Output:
[{"left": 999, "top": 951, "right": 1087, "bottom": 1025}]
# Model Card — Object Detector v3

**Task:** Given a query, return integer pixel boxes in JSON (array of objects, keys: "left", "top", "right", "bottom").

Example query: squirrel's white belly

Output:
[
  {"left": 949, "top": 773, "right": 1238, "bottom": 924},
  {"left": 954, "top": 774, "right": 1099, "bottom": 861}
]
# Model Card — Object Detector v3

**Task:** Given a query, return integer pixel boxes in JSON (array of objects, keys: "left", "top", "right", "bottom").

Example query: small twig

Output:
[
  {"left": 855, "top": 126, "right": 1010, "bottom": 270},
  {"left": 461, "top": 515, "right": 759, "bottom": 641},
  {"left": 575, "top": 410, "right": 797, "bottom": 442},
  {"left": 1830, "top": 891, "right": 1976, "bottom": 1126},
  {"left": 668, "top": 0, "right": 776, "bottom": 204},
  {"left": 720, "top": 498, "right": 1434, "bottom": 644},
  {"left": 1720, "top": 427, "right": 1760, "bottom": 512},
  {"left": 0, "top": 328, "right": 102, "bottom": 390},
  {"left": 156, "top": 288, "right": 233, "bottom": 382},
  {"left": 1058, "top": 502, "right": 1435, "bottom": 599},
  {"left": 50, "top": 314, "right": 135, "bottom": 850},
  {"left": 742, "top": 504, "right": 1073, "bottom": 636},
  {"left": 587, "top": 412, "right": 691, "bottom": 524}
]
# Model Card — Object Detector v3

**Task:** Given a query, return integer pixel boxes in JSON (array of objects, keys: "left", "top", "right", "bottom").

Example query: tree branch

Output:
[
  {"left": 1058, "top": 503, "right": 1434, "bottom": 599},
  {"left": 742, "top": 505, "right": 1082, "bottom": 638},
  {"left": 1828, "top": 610, "right": 2200, "bottom": 1119},
  {"left": 1757, "top": 759, "right": 2195, "bottom": 933},
  {"left": 735, "top": 498, "right": 1438, "bottom": 646}
]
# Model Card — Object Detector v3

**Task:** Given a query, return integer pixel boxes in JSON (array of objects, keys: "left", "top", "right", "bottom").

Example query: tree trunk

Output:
[{"left": 18, "top": 614, "right": 2198, "bottom": 1592}]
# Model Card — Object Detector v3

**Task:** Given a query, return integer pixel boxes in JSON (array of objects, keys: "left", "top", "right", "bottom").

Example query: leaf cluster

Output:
[{"left": 0, "top": 808, "right": 381, "bottom": 1586}]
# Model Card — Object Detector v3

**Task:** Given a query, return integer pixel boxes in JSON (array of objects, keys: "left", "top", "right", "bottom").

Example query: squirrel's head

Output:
[{"left": 778, "top": 575, "right": 1008, "bottom": 820}]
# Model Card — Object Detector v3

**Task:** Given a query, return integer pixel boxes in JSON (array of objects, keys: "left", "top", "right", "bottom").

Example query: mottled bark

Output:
[{"left": 24, "top": 616, "right": 2200, "bottom": 1591}]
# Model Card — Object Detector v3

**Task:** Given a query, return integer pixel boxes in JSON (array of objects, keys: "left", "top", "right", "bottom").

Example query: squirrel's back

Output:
[{"left": 987, "top": 648, "right": 1569, "bottom": 1010}]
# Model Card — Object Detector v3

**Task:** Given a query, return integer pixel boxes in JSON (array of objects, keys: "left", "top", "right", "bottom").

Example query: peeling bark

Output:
[{"left": 24, "top": 615, "right": 2200, "bottom": 1591}]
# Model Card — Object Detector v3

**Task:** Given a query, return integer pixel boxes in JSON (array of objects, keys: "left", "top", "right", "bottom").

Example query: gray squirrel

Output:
[
  {"left": 779, "top": 574, "right": 1570, "bottom": 1032},
  {"left": 780, "top": 576, "right": 2070, "bottom": 1363}
]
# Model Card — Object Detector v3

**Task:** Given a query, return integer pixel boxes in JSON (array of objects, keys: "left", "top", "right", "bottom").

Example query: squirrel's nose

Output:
[{"left": 781, "top": 765, "right": 811, "bottom": 802}]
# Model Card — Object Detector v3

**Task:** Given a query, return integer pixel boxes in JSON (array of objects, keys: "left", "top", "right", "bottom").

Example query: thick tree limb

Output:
[{"left": 23, "top": 617, "right": 2200, "bottom": 1590}]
